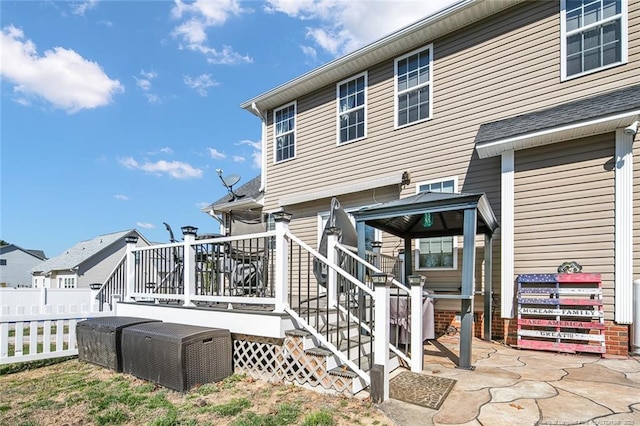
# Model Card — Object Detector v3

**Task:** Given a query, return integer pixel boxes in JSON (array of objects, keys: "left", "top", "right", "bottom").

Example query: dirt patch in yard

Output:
[{"left": 0, "top": 359, "right": 392, "bottom": 425}]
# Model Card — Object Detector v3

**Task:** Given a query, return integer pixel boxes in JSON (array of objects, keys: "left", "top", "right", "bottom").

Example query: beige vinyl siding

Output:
[
  {"left": 261, "top": 1, "right": 639, "bottom": 301},
  {"left": 514, "top": 134, "right": 615, "bottom": 318}
]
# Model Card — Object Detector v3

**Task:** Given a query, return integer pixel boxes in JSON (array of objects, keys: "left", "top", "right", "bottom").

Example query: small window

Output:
[
  {"left": 415, "top": 177, "right": 458, "bottom": 270},
  {"left": 395, "top": 45, "right": 432, "bottom": 128},
  {"left": 274, "top": 102, "right": 296, "bottom": 163},
  {"left": 561, "top": 0, "right": 628, "bottom": 79},
  {"left": 0, "top": 259, "right": 6, "bottom": 266},
  {"left": 337, "top": 72, "right": 367, "bottom": 144}
]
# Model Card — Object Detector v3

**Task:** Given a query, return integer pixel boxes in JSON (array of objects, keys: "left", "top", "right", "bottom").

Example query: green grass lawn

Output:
[{"left": 0, "top": 358, "right": 390, "bottom": 426}]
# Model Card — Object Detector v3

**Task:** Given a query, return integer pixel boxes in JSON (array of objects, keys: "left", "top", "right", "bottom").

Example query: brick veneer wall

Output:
[{"left": 432, "top": 310, "right": 629, "bottom": 356}]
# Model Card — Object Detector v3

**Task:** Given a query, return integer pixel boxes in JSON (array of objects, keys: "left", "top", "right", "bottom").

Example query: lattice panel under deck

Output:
[{"left": 232, "top": 334, "right": 356, "bottom": 396}]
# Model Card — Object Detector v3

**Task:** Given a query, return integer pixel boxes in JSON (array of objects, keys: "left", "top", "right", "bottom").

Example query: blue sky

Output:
[{"left": 1, "top": 0, "right": 455, "bottom": 258}]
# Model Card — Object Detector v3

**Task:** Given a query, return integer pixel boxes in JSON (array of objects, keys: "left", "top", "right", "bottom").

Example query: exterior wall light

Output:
[{"left": 371, "top": 272, "right": 391, "bottom": 287}]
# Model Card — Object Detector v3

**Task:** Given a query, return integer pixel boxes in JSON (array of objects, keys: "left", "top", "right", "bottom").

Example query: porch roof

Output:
[{"left": 351, "top": 191, "right": 499, "bottom": 238}]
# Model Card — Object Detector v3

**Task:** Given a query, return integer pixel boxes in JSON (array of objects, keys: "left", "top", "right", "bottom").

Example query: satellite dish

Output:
[
  {"left": 216, "top": 169, "right": 245, "bottom": 201},
  {"left": 222, "top": 174, "right": 241, "bottom": 187}
]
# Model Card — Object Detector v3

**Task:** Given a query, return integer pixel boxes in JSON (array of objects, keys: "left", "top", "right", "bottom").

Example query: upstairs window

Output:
[
  {"left": 337, "top": 72, "right": 367, "bottom": 144},
  {"left": 395, "top": 45, "right": 432, "bottom": 128},
  {"left": 561, "top": 0, "right": 627, "bottom": 79},
  {"left": 274, "top": 102, "right": 296, "bottom": 163},
  {"left": 415, "top": 177, "right": 458, "bottom": 270}
]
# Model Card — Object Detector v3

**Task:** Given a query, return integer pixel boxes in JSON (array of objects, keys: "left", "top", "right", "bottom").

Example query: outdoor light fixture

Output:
[
  {"left": 624, "top": 120, "right": 638, "bottom": 136},
  {"left": 371, "top": 241, "right": 383, "bottom": 249},
  {"left": 124, "top": 235, "right": 138, "bottom": 244},
  {"left": 371, "top": 272, "right": 390, "bottom": 287},
  {"left": 89, "top": 283, "right": 102, "bottom": 290},
  {"left": 272, "top": 211, "right": 293, "bottom": 223},
  {"left": 181, "top": 225, "right": 198, "bottom": 236}
]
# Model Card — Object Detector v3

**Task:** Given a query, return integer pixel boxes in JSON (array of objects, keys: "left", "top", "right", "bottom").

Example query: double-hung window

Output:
[
  {"left": 274, "top": 102, "right": 296, "bottom": 163},
  {"left": 395, "top": 45, "right": 432, "bottom": 128},
  {"left": 337, "top": 72, "right": 367, "bottom": 144},
  {"left": 561, "top": 0, "right": 628, "bottom": 79},
  {"left": 415, "top": 177, "right": 457, "bottom": 270}
]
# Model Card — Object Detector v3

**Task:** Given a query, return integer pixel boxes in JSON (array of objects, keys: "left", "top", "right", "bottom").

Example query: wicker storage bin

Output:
[
  {"left": 76, "top": 316, "right": 160, "bottom": 372},
  {"left": 121, "top": 322, "right": 232, "bottom": 391}
]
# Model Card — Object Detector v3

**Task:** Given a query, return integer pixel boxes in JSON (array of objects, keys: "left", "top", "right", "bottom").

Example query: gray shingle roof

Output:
[
  {"left": 212, "top": 175, "right": 262, "bottom": 206},
  {"left": 30, "top": 230, "right": 138, "bottom": 275},
  {"left": 476, "top": 84, "right": 640, "bottom": 145},
  {"left": 0, "top": 244, "right": 47, "bottom": 260}
]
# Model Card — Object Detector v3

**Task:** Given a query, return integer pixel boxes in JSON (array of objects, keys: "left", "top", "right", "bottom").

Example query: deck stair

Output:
[{"left": 283, "top": 302, "right": 399, "bottom": 396}]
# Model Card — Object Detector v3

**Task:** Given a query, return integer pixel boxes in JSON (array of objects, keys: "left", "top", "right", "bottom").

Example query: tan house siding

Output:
[
  {"left": 513, "top": 134, "right": 616, "bottom": 318},
  {"left": 260, "top": 0, "right": 639, "bottom": 324}
]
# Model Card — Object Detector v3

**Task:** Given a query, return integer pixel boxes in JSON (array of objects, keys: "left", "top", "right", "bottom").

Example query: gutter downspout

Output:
[{"left": 251, "top": 102, "right": 267, "bottom": 193}]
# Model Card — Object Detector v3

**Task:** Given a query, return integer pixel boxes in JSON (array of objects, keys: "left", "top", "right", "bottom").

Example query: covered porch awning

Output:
[{"left": 352, "top": 191, "right": 499, "bottom": 369}]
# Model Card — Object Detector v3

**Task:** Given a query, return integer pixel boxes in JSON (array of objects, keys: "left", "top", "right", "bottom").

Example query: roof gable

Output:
[
  {"left": 30, "top": 230, "right": 143, "bottom": 275},
  {"left": 0, "top": 244, "right": 47, "bottom": 260}
]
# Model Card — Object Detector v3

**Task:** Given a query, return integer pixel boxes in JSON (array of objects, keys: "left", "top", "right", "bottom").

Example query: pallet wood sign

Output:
[{"left": 516, "top": 273, "right": 605, "bottom": 354}]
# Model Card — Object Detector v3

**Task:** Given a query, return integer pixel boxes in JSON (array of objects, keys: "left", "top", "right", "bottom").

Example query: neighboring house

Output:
[
  {"left": 30, "top": 230, "right": 150, "bottom": 289},
  {"left": 231, "top": 0, "right": 639, "bottom": 355},
  {"left": 0, "top": 244, "right": 47, "bottom": 288}
]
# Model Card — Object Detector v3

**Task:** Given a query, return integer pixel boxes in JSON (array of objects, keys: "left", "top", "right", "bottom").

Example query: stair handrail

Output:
[{"left": 94, "top": 253, "right": 127, "bottom": 311}]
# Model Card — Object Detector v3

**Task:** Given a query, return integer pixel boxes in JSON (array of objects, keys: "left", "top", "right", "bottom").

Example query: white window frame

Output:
[
  {"left": 560, "top": 0, "right": 628, "bottom": 81},
  {"left": 394, "top": 44, "right": 433, "bottom": 129},
  {"left": 273, "top": 101, "right": 297, "bottom": 164},
  {"left": 336, "top": 72, "right": 367, "bottom": 145},
  {"left": 57, "top": 275, "right": 76, "bottom": 289},
  {"left": 415, "top": 176, "right": 458, "bottom": 271}
]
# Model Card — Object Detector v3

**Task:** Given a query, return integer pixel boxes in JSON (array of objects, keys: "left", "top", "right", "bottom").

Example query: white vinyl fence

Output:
[
  {"left": 0, "top": 310, "right": 113, "bottom": 365},
  {"left": 0, "top": 288, "right": 113, "bottom": 365}
]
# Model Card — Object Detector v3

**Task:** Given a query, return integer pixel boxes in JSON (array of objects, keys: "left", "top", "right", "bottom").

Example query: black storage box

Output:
[
  {"left": 121, "top": 322, "right": 232, "bottom": 392},
  {"left": 76, "top": 316, "right": 160, "bottom": 372}
]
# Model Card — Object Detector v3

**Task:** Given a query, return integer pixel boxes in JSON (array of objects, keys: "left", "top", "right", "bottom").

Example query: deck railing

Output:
[{"left": 94, "top": 217, "right": 423, "bottom": 398}]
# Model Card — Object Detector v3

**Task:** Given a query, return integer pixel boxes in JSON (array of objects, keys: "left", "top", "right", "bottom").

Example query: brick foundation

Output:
[{"left": 433, "top": 310, "right": 630, "bottom": 356}]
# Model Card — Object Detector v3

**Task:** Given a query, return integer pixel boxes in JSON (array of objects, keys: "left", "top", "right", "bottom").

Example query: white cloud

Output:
[
  {"left": 119, "top": 156, "right": 203, "bottom": 179},
  {"left": 171, "top": 0, "right": 253, "bottom": 65},
  {"left": 134, "top": 69, "right": 160, "bottom": 103},
  {"left": 232, "top": 155, "right": 245, "bottom": 162},
  {"left": 71, "top": 0, "right": 98, "bottom": 16},
  {"left": 184, "top": 74, "right": 219, "bottom": 96},
  {"left": 0, "top": 25, "right": 124, "bottom": 113},
  {"left": 236, "top": 139, "right": 262, "bottom": 169},
  {"left": 114, "top": 194, "right": 130, "bottom": 200},
  {"left": 147, "top": 147, "right": 173, "bottom": 155},
  {"left": 300, "top": 45, "right": 317, "bottom": 61},
  {"left": 136, "top": 222, "right": 155, "bottom": 229},
  {"left": 265, "top": 0, "right": 458, "bottom": 56},
  {"left": 208, "top": 148, "right": 226, "bottom": 159}
]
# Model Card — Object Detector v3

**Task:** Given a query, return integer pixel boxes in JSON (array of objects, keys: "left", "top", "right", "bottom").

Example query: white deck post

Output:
[
  {"left": 181, "top": 226, "right": 197, "bottom": 307},
  {"left": 372, "top": 273, "right": 390, "bottom": 401},
  {"left": 274, "top": 212, "right": 292, "bottom": 312},
  {"left": 326, "top": 227, "right": 341, "bottom": 308},
  {"left": 124, "top": 235, "right": 138, "bottom": 302},
  {"left": 408, "top": 275, "right": 424, "bottom": 373}
]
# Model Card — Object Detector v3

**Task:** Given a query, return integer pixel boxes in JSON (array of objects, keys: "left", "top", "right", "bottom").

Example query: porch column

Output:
[
  {"left": 274, "top": 211, "right": 292, "bottom": 313},
  {"left": 460, "top": 208, "right": 477, "bottom": 369},
  {"left": 615, "top": 128, "right": 634, "bottom": 323},
  {"left": 326, "top": 227, "right": 341, "bottom": 308},
  {"left": 124, "top": 235, "right": 138, "bottom": 302},
  {"left": 372, "top": 273, "right": 391, "bottom": 402},
  {"left": 484, "top": 233, "right": 493, "bottom": 341},
  {"left": 408, "top": 274, "right": 425, "bottom": 373},
  {"left": 181, "top": 226, "right": 197, "bottom": 307}
]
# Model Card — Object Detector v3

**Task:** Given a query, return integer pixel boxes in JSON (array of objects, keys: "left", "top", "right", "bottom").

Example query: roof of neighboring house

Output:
[
  {"left": 30, "top": 229, "right": 146, "bottom": 275},
  {"left": 202, "top": 175, "right": 263, "bottom": 214},
  {"left": 0, "top": 244, "right": 47, "bottom": 260},
  {"left": 241, "top": 0, "right": 525, "bottom": 115},
  {"left": 476, "top": 84, "right": 640, "bottom": 145}
]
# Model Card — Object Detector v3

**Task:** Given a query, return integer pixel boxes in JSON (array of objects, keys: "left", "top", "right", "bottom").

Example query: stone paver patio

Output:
[{"left": 380, "top": 335, "right": 640, "bottom": 425}]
